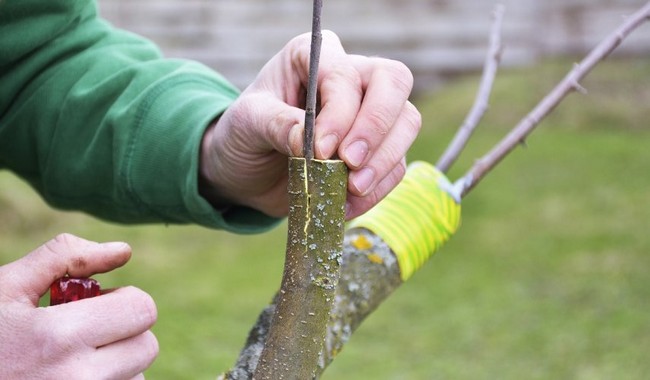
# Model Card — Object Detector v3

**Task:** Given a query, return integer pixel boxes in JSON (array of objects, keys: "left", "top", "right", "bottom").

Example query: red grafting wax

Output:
[{"left": 50, "top": 277, "right": 101, "bottom": 306}]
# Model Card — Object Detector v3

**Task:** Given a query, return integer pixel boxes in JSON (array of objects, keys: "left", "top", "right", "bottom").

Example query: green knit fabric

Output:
[{"left": 0, "top": 0, "right": 280, "bottom": 233}]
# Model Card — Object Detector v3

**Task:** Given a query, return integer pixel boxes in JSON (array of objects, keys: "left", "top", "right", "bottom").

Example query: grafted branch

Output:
[{"left": 303, "top": 0, "right": 323, "bottom": 161}]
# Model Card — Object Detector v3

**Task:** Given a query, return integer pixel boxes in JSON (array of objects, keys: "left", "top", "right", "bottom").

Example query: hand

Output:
[
  {"left": 0, "top": 234, "right": 158, "bottom": 380},
  {"left": 200, "top": 30, "right": 421, "bottom": 220}
]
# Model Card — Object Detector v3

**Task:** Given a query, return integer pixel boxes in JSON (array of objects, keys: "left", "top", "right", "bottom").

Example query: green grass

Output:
[{"left": 1, "top": 58, "right": 650, "bottom": 379}]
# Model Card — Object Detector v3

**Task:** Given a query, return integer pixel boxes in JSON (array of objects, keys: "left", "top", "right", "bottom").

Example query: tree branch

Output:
[
  {"left": 252, "top": 159, "right": 347, "bottom": 379},
  {"left": 221, "top": 161, "right": 461, "bottom": 379},
  {"left": 455, "top": 1, "right": 650, "bottom": 198},
  {"left": 220, "top": 228, "right": 402, "bottom": 380},
  {"left": 436, "top": 3, "right": 505, "bottom": 173}
]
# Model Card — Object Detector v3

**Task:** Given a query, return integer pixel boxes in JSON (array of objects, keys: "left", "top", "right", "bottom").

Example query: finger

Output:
[
  {"left": 0, "top": 234, "right": 131, "bottom": 305},
  {"left": 348, "top": 101, "right": 421, "bottom": 196},
  {"left": 346, "top": 159, "right": 407, "bottom": 220},
  {"left": 92, "top": 331, "right": 159, "bottom": 379},
  {"left": 42, "top": 286, "right": 157, "bottom": 348},
  {"left": 339, "top": 56, "right": 414, "bottom": 170},
  {"left": 312, "top": 33, "right": 364, "bottom": 159}
]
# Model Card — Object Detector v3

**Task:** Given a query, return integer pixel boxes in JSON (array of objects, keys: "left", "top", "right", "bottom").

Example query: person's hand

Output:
[
  {"left": 0, "top": 234, "right": 158, "bottom": 380},
  {"left": 200, "top": 30, "right": 421, "bottom": 220}
]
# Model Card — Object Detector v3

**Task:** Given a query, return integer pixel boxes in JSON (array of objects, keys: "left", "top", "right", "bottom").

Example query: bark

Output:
[
  {"left": 219, "top": 227, "right": 401, "bottom": 380},
  {"left": 252, "top": 158, "right": 347, "bottom": 380}
]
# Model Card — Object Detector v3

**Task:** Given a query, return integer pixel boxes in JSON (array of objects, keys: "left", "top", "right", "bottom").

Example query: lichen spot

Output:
[
  {"left": 366, "top": 252, "right": 384, "bottom": 265},
  {"left": 352, "top": 235, "right": 373, "bottom": 250}
]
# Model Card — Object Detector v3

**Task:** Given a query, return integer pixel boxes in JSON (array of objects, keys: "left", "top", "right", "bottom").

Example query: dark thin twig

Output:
[
  {"left": 303, "top": 0, "right": 323, "bottom": 160},
  {"left": 436, "top": 3, "right": 505, "bottom": 173},
  {"left": 455, "top": 1, "right": 650, "bottom": 198}
]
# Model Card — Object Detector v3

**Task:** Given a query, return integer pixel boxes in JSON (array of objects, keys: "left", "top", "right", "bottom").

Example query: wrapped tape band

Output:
[{"left": 348, "top": 161, "right": 461, "bottom": 281}]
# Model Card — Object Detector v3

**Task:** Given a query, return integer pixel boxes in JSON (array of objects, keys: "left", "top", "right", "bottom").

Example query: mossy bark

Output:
[{"left": 252, "top": 158, "right": 347, "bottom": 380}]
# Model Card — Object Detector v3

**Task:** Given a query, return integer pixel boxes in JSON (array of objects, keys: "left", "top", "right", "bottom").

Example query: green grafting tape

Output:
[{"left": 348, "top": 161, "right": 461, "bottom": 281}]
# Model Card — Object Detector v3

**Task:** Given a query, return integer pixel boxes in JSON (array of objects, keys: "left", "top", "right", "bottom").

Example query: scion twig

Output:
[
  {"left": 303, "top": 0, "right": 323, "bottom": 160},
  {"left": 455, "top": 1, "right": 650, "bottom": 198},
  {"left": 436, "top": 3, "right": 505, "bottom": 173}
]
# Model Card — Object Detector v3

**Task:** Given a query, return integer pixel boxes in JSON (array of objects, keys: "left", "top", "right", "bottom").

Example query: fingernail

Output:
[
  {"left": 102, "top": 241, "right": 128, "bottom": 249},
  {"left": 101, "top": 241, "right": 131, "bottom": 253},
  {"left": 351, "top": 167, "right": 375, "bottom": 196},
  {"left": 344, "top": 140, "right": 369, "bottom": 168},
  {"left": 317, "top": 134, "right": 339, "bottom": 159},
  {"left": 288, "top": 124, "right": 304, "bottom": 157}
]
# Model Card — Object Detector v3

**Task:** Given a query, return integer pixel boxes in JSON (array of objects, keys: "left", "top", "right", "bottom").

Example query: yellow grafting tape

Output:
[{"left": 348, "top": 161, "right": 461, "bottom": 281}]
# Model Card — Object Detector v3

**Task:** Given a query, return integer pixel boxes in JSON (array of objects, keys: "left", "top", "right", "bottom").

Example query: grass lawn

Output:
[{"left": 1, "top": 58, "right": 649, "bottom": 379}]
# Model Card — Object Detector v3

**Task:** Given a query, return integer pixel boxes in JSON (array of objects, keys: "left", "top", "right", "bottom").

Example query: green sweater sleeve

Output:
[{"left": 0, "top": 0, "right": 280, "bottom": 233}]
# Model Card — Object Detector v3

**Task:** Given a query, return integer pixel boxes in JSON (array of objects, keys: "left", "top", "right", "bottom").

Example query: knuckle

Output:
[
  {"left": 375, "top": 144, "right": 402, "bottom": 171},
  {"left": 365, "top": 106, "right": 393, "bottom": 136},
  {"left": 52, "top": 233, "right": 80, "bottom": 245},
  {"left": 321, "top": 29, "right": 340, "bottom": 42},
  {"left": 124, "top": 286, "right": 158, "bottom": 327},
  {"left": 404, "top": 102, "right": 422, "bottom": 134},
  {"left": 33, "top": 309, "right": 78, "bottom": 357},
  {"left": 141, "top": 330, "right": 160, "bottom": 362},
  {"left": 287, "top": 31, "right": 345, "bottom": 60},
  {"left": 287, "top": 32, "right": 311, "bottom": 49},
  {"left": 322, "top": 64, "right": 363, "bottom": 94},
  {"left": 320, "top": 30, "right": 344, "bottom": 52},
  {"left": 395, "top": 159, "right": 408, "bottom": 180},
  {"left": 45, "top": 233, "right": 78, "bottom": 253},
  {"left": 382, "top": 59, "right": 414, "bottom": 94},
  {"left": 371, "top": 161, "right": 407, "bottom": 203}
]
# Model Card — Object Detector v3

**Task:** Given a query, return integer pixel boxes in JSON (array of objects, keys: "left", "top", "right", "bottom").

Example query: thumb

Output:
[
  {"left": 223, "top": 90, "right": 306, "bottom": 157},
  {"left": 0, "top": 233, "right": 131, "bottom": 306}
]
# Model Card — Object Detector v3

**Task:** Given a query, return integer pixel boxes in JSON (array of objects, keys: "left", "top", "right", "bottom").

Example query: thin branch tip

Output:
[
  {"left": 457, "top": 2, "right": 650, "bottom": 198},
  {"left": 435, "top": 2, "right": 505, "bottom": 172}
]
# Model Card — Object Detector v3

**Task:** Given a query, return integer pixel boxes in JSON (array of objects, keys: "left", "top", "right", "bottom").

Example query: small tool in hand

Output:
[{"left": 50, "top": 277, "right": 101, "bottom": 306}]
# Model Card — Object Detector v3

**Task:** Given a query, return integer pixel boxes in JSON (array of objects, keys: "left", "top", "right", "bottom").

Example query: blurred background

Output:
[
  {"left": 2, "top": 1, "right": 650, "bottom": 379},
  {"left": 98, "top": 0, "right": 650, "bottom": 94}
]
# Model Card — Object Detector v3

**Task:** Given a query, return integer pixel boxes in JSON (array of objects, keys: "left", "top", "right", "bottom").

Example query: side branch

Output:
[
  {"left": 436, "top": 3, "right": 505, "bottom": 173},
  {"left": 456, "top": 1, "right": 650, "bottom": 197}
]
